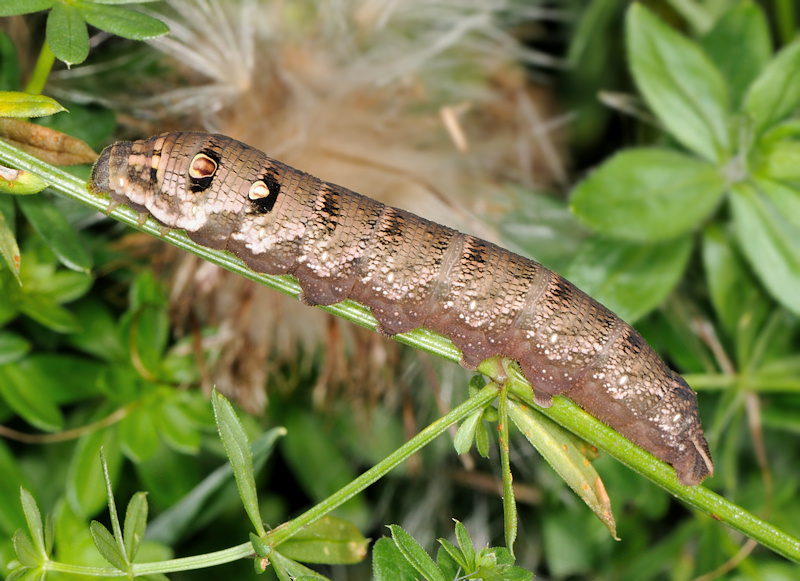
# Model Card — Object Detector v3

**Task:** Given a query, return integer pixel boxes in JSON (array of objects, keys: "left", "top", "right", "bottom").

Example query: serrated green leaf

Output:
[
  {"left": 626, "top": 4, "right": 731, "bottom": 162},
  {"left": 508, "top": 400, "right": 617, "bottom": 538},
  {"left": 0, "top": 332, "right": 30, "bottom": 365},
  {"left": 123, "top": 492, "right": 147, "bottom": 562},
  {"left": 389, "top": 525, "right": 445, "bottom": 581},
  {"left": 0, "top": 364, "right": 64, "bottom": 432},
  {"left": 700, "top": 2, "right": 771, "bottom": 109},
  {"left": 75, "top": 2, "right": 169, "bottom": 40},
  {"left": 563, "top": 234, "right": 693, "bottom": 324},
  {"left": 0, "top": 0, "right": 54, "bottom": 17},
  {"left": 731, "top": 180, "right": 800, "bottom": 315},
  {"left": 453, "top": 410, "right": 482, "bottom": 455},
  {"left": 570, "top": 148, "right": 726, "bottom": 241},
  {"left": 19, "top": 489, "right": 45, "bottom": 558},
  {"left": 744, "top": 39, "right": 800, "bottom": 137},
  {"left": 16, "top": 195, "right": 91, "bottom": 272},
  {"left": 277, "top": 516, "right": 368, "bottom": 565},
  {"left": 211, "top": 390, "right": 265, "bottom": 536},
  {"left": 12, "top": 529, "right": 40, "bottom": 567},
  {"left": 373, "top": 537, "right": 420, "bottom": 581},
  {"left": 90, "top": 521, "right": 127, "bottom": 570},
  {"left": 46, "top": 2, "right": 89, "bottom": 66},
  {"left": 453, "top": 520, "right": 475, "bottom": 570}
]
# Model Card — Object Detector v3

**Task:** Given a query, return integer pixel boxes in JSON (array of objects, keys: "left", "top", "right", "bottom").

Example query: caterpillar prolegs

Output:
[{"left": 90, "top": 132, "right": 714, "bottom": 486}]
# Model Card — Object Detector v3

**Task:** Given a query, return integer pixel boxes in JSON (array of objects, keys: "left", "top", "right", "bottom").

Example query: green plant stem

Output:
[
  {"left": 25, "top": 43, "right": 56, "bottom": 95},
  {"left": 2, "top": 140, "right": 799, "bottom": 563},
  {"left": 265, "top": 384, "right": 500, "bottom": 548}
]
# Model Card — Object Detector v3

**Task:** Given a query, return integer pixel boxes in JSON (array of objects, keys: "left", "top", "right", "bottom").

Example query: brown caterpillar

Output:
[{"left": 90, "top": 132, "right": 713, "bottom": 486}]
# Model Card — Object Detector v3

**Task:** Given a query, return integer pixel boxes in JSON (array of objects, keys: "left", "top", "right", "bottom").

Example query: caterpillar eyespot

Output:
[{"left": 90, "top": 131, "right": 714, "bottom": 486}]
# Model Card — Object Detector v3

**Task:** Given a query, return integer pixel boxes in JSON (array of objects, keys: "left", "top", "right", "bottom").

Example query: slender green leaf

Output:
[
  {"left": 454, "top": 520, "right": 475, "bottom": 571},
  {"left": 373, "top": 537, "right": 422, "bottom": 581},
  {"left": 90, "top": 521, "right": 127, "bottom": 570},
  {"left": 17, "top": 294, "right": 81, "bottom": 333},
  {"left": 46, "top": 2, "right": 89, "bottom": 66},
  {"left": 12, "top": 529, "right": 39, "bottom": 567},
  {"left": 453, "top": 410, "right": 482, "bottom": 455},
  {"left": 67, "top": 427, "right": 122, "bottom": 517},
  {"left": 570, "top": 148, "right": 726, "bottom": 241},
  {"left": 249, "top": 532, "right": 272, "bottom": 558},
  {"left": 626, "top": 4, "right": 731, "bottom": 162},
  {"left": 744, "top": 39, "right": 800, "bottom": 137},
  {"left": 563, "top": 234, "right": 693, "bottom": 324},
  {"left": 0, "top": 0, "right": 54, "bottom": 17},
  {"left": 19, "top": 489, "right": 45, "bottom": 558},
  {"left": 759, "top": 175, "right": 800, "bottom": 231},
  {"left": 508, "top": 400, "right": 617, "bottom": 538},
  {"left": 0, "top": 331, "right": 30, "bottom": 365},
  {"left": 277, "top": 516, "right": 368, "bottom": 565},
  {"left": 16, "top": 195, "right": 91, "bottom": 272},
  {"left": 156, "top": 398, "right": 201, "bottom": 454},
  {"left": 0, "top": 442, "right": 26, "bottom": 534},
  {"left": 99, "top": 450, "right": 127, "bottom": 563},
  {"left": 211, "top": 390, "right": 265, "bottom": 536},
  {"left": 75, "top": 2, "right": 169, "bottom": 40},
  {"left": 700, "top": 2, "right": 771, "bottom": 108},
  {"left": 389, "top": 525, "right": 446, "bottom": 581},
  {"left": 731, "top": 181, "right": 800, "bottom": 315},
  {"left": 146, "top": 427, "right": 284, "bottom": 544},
  {"left": 0, "top": 364, "right": 64, "bottom": 432},
  {"left": 123, "top": 493, "right": 148, "bottom": 562},
  {"left": 119, "top": 407, "right": 159, "bottom": 463},
  {"left": 497, "top": 389, "right": 517, "bottom": 556},
  {"left": 0, "top": 202, "right": 21, "bottom": 282},
  {"left": 436, "top": 539, "right": 468, "bottom": 575},
  {"left": 270, "top": 551, "right": 329, "bottom": 581}
]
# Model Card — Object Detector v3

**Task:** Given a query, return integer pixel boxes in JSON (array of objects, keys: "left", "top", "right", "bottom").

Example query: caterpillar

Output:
[{"left": 90, "top": 131, "right": 714, "bottom": 486}]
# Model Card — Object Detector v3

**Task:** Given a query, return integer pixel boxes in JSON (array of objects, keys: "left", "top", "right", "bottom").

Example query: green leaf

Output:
[
  {"left": 17, "top": 294, "right": 81, "bottom": 333},
  {"left": 146, "top": 427, "right": 284, "bottom": 545},
  {"left": 17, "top": 195, "right": 91, "bottom": 273},
  {"left": 75, "top": 2, "right": 169, "bottom": 40},
  {"left": 19, "top": 489, "right": 45, "bottom": 558},
  {"left": 0, "top": 203, "right": 21, "bottom": 282},
  {"left": 744, "top": 39, "right": 800, "bottom": 137},
  {"left": 0, "top": 442, "right": 26, "bottom": 534},
  {"left": 563, "top": 234, "right": 693, "bottom": 324},
  {"left": 0, "top": 0, "right": 54, "bottom": 17},
  {"left": 507, "top": 400, "right": 617, "bottom": 539},
  {"left": 570, "top": 148, "right": 726, "bottom": 241},
  {"left": 65, "top": 300, "right": 126, "bottom": 362},
  {"left": 270, "top": 551, "right": 329, "bottom": 581},
  {"left": 0, "top": 364, "right": 64, "bottom": 431},
  {"left": 701, "top": 224, "right": 766, "bottom": 336},
  {"left": 388, "top": 525, "right": 446, "bottom": 581},
  {"left": 436, "top": 539, "right": 468, "bottom": 575},
  {"left": 454, "top": 520, "right": 475, "bottom": 570},
  {"left": 123, "top": 492, "right": 147, "bottom": 562},
  {"left": 497, "top": 389, "right": 517, "bottom": 556},
  {"left": 700, "top": 2, "right": 771, "bottom": 109},
  {"left": 90, "top": 521, "right": 127, "bottom": 570},
  {"left": 373, "top": 537, "right": 421, "bottom": 581},
  {"left": 211, "top": 390, "right": 265, "bottom": 536},
  {"left": 759, "top": 174, "right": 800, "bottom": 231},
  {"left": 453, "top": 410, "right": 482, "bottom": 455},
  {"left": 46, "top": 2, "right": 89, "bottom": 66},
  {"left": 67, "top": 427, "right": 123, "bottom": 517},
  {"left": 626, "top": 4, "right": 731, "bottom": 162},
  {"left": 758, "top": 139, "right": 800, "bottom": 182},
  {"left": 156, "top": 397, "right": 201, "bottom": 454},
  {"left": 277, "top": 516, "right": 368, "bottom": 565},
  {"left": 0, "top": 91, "right": 65, "bottom": 118},
  {"left": 119, "top": 407, "right": 159, "bottom": 463},
  {"left": 12, "top": 529, "right": 39, "bottom": 567},
  {"left": 0, "top": 331, "right": 30, "bottom": 365},
  {"left": 731, "top": 180, "right": 800, "bottom": 315},
  {"left": 0, "top": 167, "right": 48, "bottom": 196}
]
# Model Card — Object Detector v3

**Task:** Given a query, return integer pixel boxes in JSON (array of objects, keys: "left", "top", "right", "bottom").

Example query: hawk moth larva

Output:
[{"left": 90, "top": 131, "right": 714, "bottom": 486}]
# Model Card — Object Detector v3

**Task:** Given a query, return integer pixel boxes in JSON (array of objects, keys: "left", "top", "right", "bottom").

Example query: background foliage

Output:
[{"left": 0, "top": 0, "right": 800, "bottom": 579}]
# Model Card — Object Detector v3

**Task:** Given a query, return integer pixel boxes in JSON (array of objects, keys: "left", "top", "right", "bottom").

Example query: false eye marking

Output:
[
  {"left": 188, "top": 150, "right": 220, "bottom": 192},
  {"left": 249, "top": 175, "right": 280, "bottom": 214}
]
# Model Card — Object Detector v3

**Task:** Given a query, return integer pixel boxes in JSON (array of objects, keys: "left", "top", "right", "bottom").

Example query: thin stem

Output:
[
  {"left": 265, "top": 384, "right": 499, "bottom": 548},
  {"left": 25, "top": 43, "right": 56, "bottom": 95}
]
